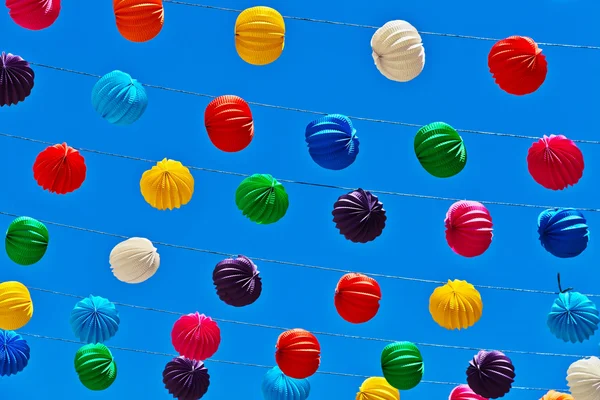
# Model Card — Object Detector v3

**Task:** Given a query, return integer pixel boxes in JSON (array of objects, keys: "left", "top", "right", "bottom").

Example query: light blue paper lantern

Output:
[
  {"left": 70, "top": 295, "right": 120, "bottom": 344},
  {"left": 91, "top": 70, "right": 148, "bottom": 125}
]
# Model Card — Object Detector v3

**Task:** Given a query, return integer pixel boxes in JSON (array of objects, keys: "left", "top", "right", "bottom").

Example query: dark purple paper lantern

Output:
[
  {"left": 466, "top": 350, "right": 515, "bottom": 399},
  {"left": 213, "top": 255, "right": 262, "bottom": 307},
  {"left": 163, "top": 357, "right": 210, "bottom": 400},
  {"left": 0, "top": 52, "right": 34, "bottom": 107},
  {"left": 332, "top": 188, "right": 387, "bottom": 243}
]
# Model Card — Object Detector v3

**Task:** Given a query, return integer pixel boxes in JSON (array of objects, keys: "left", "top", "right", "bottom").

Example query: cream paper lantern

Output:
[
  {"left": 109, "top": 237, "right": 160, "bottom": 283},
  {"left": 567, "top": 356, "right": 600, "bottom": 400}
]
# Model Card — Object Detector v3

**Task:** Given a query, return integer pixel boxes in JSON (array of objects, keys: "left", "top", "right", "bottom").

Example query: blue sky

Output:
[{"left": 2, "top": 0, "right": 600, "bottom": 398}]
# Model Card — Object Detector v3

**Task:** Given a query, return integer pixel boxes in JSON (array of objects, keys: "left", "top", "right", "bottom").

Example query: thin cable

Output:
[{"left": 26, "top": 62, "right": 600, "bottom": 145}]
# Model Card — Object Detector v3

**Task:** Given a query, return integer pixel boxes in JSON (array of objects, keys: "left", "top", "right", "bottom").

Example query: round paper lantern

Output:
[
  {"left": 91, "top": 70, "right": 148, "bottom": 125},
  {"left": 262, "top": 366, "right": 310, "bottom": 400},
  {"left": 171, "top": 312, "right": 221, "bottom": 361},
  {"left": 332, "top": 189, "right": 386, "bottom": 243},
  {"left": 445, "top": 201, "right": 493, "bottom": 258},
  {"left": 414, "top": 122, "right": 467, "bottom": 178},
  {"left": 204, "top": 95, "right": 254, "bottom": 152},
  {"left": 0, "top": 52, "right": 34, "bottom": 106},
  {"left": 33, "top": 142, "right": 86, "bottom": 194},
  {"left": 538, "top": 208, "right": 589, "bottom": 258},
  {"left": 235, "top": 6, "right": 285, "bottom": 65},
  {"left": 488, "top": 36, "right": 547, "bottom": 95},
  {"left": 547, "top": 291, "right": 599, "bottom": 343},
  {"left": 0, "top": 281, "right": 33, "bottom": 330},
  {"left": 380, "top": 341, "right": 424, "bottom": 390},
  {"left": 466, "top": 350, "right": 514, "bottom": 399},
  {"left": 70, "top": 295, "right": 120, "bottom": 344},
  {"left": 449, "top": 384, "right": 488, "bottom": 400},
  {"left": 334, "top": 273, "right": 381, "bottom": 324},
  {"left": 567, "top": 357, "right": 600, "bottom": 400},
  {"left": 140, "top": 158, "right": 194, "bottom": 210},
  {"left": 74, "top": 343, "right": 117, "bottom": 391},
  {"left": 527, "top": 135, "right": 584, "bottom": 191},
  {"left": 305, "top": 114, "right": 359, "bottom": 170},
  {"left": 429, "top": 279, "right": 483, "bottom": 330},
  {"left": 109, "top": 237, "right": 160, "bottom": 283},
  {"left": 371, "top": 20, "right": 425, "bottom": 82},
  {"left": 275, "top": 329, "right": 321, "bottom": 379},
  {"left": 540, "top": 390, "right": 573, "bottom": 400},
  {"left": 213, "top": 255, "right": 262, "bottom": 307},
  {"left": 113, "top": 0, "right": 164, "bottom": 42},
  {"left": 0, "top": 330, "right": 30, "bottom": 376},
  {"left": 6, "top": 0, "right": 60, "bottom": 30},
  {"left": 356, "top": 376, "right": 399, "bottom": 400},
  {"left": 163, "top": 357, "right": 210, "bottom": 400},
  {"left": 235, "top": 174, "right": 288, "bottom": 224},
  {"left": 5, "top": 216, "right": 49, "bottom": 266}
]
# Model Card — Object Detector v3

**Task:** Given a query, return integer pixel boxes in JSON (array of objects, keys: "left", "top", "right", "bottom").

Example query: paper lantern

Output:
[
  {"left": 449, "top": 384, "right": 488, "bottom": 400},
  {"left": 429, "top": 279, "right": 483, "bottom": 330},
  {"left": 235, "top": 174, "right": 288, "bottom": 224},
  {"left": 140, "top": 158, "right": 194, "bottom": 210},
  {"left": 70, "top": 295, "right": 120, "bottom": 344},
  {"left": 0, "top": 329, "right": 30, "bottom": 376},
  {"left": 74, "top": 343, "right": 117, "bottom": 391},
  {"left": 275, "top": 329, "right": 321, "bottom": 379},
  {"left": 305, "top": 114, "right": 359, "bottom": 170},
  {"left": 235, "top": 6, "right": 285, "bottom": 65},
  {"left": 567, "top": 357, "right": 600, "bottom": 400},
  {"left": 171, "top": 312, "right": 221, "bottom": 361},
  {"left": 0, "top": 281, "right": 33, "bottom": 330},
  {"left": 6, "top": 0, "right": 60, "bottom": 30},
  {"left": 0, "top": 52, "right": 34, "bottom": 106},
  {"left": 466, "top": 350, "right": 514, "bottom": 399},
  {"left": 540, "top": 390, "right": 573, "bottom": 400},
  {"left": 262, "top": 366, "right": 310, "bottom": 400},
  {"left": 163, "top": 357, "right": 210, "bottom": 400},
  {"left": 91, "top": 70, "right": 148, "bottom": 125},
  {"left": 213, "top": 255, "right": 262, "bottom": 307},
  {"left": 5, "top": 216, "right": 49, "bottom": 265},
  {"left": 332, "top": 189, "right": 386, "bottom": 243},
  {"left": 113, "top": 0, "right": 164, "bottom": 42},
  {"left": 538, "top": 208, "right": 589, "bottom": 258},
  {"left": 445, "top": 201, "right": 493, "bottom": 258},
  {"left": 109, "top": 237, "right": 160, "bottom": 283},
  {"left": 488, "top": 36, "right": 547, "bottom": 95},
  {"left": 334, "top": 273, "right": 381, "bottom": 324},
  {"left": 527, "top": 135, "right": 584, "bottom": 191},
  {"left": 548, "top": 291, "right": 599, "bottom": 343},
  {"left": 414, "top": 122, "right": 467, "bottom": 178},
  {"left": 204, "top": 95, "right": 254, "bottom": 152},
  {"left": 33, "top": 142, "right": 86, "bottom": 194},
  {"left": 356, "top": 376, "right": 399, "bottom": 400},
  {"left": 380, "top": 341, "right": 424, "bottom": 390}
]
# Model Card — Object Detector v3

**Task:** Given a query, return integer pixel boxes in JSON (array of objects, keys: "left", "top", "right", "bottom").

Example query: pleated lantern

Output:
[
  {"left": 109, "top": 237, "right": 160, "bottom": 283},
  {"left": 0, "top": 281, "right": 33, "bottom": 330},
  {"left": 91, "top": 70, "right": 148, "bottom": 125},
  {"left": 0, "top": 330, "right": 30, "bottom": 377},
  {"left": 171, "top": 312, "right": 221, "bottom": 361},
  {"left": 33, "top": 143, "right": 86, "bottom": 194},
  {"left": 0, "top": 52, "right": 34, "bottom": 106},
  {"left": 527, "top": 135, "right": 584, "bottom": 191},
  {"left": 6, "top": 0, "right": 60, "bottom": 30},
  {"left": 140, "top": 158, "right": 194, "bottom": 210},
  {"left": 262, "top": 366, "right": 311, "bottom": 400},
  {"left": 113, "top": 0, "right": 164, "bottom": 42},
  {"left": 74, "top": 343, "right": 117, "bottom": 391},
  {"left": 414, "top": 122, "right": 467, "bottom": 178},
  {"left": 380, "top": 341, "right": 424, "bottom": 390},
  {"left": 5, "top": 216, "right": 49, "bottom": 266},
  {"left": 213, "top": 255, "right": 262, "bottom": 307},
  {"left": 371, "top": 20, "right": 425, "bottom": 82},
  {"left": 235, "top": 174, "right": 289, "bottom": 224},
  {"left": 305, "top": 114, "right": 360, "bottom": 170},
  {"left": 334, "top": 273, "right": 381, "bottom": 324},
  {"left": 449, "top": 384, "right": 488, "bottom": 400},
  {"left": 356, "top": 376, "right": 399, "bottom": 400},
  {"left": 332, "top": 189, "right": 386, "bottom": 243},
  {"left": 445, "top": 201, "right": 493, "bottom": 258},
  {"left": 466, "top": 350, "right": 515, "bottom": 399},
  {"left": 275, "top": 329, "right": 321, "bottom": 379},
  {"left": 538, "top": 208, "right": 589, "bottom": 258},
  {"left": 488, "top": 36, "right": 547, "bottom": 95},
  {"left": 235, "top": 6, "right": 285, "bottom": 65},
  {"left": 567, "top": 357, "right": 600, "bottom": 400},
  {"left": 540, "top": 390, "right": 573, "bottom": 400},
  {"left": 204, "top": 95, "right": 254, "bottom": 152},
  {"left": 163, "top": 357, "right": 210, "bottom": 400},
  {"left": 70, "top": 295, "right": 120, "bottom": 344},
  {"left": 429, "top": 279, "right": 483, "bottom": 330},
  {"left": 547, "top": 290, "right": 599, "bottom": 343}
]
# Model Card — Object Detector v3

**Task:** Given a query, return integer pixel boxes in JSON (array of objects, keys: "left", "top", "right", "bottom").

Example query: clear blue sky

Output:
[{"left": 2, "top": 0, "right": 600, "bottom": 398}]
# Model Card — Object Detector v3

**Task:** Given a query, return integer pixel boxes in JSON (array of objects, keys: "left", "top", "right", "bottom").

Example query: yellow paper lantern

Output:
[
  {"left": 540, "top": 390, "right": 574, "bottom": 400},
  {"left": 234, "top": 6, "right": 285, "bottom": 65},
  {"left": 0, "top": 281, "right": 33, "bottom": 330},
  {"left": 429, "top": 279, "right": 482, "bottom": 330},
  {"left": 356, "top": 376, "right": 400, "bottom": 400},
  {"left": 140, "top": 158, "right": 194, "bottom": 210}
]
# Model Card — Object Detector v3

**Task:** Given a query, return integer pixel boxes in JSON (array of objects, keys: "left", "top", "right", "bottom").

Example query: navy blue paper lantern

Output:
[
  {"left": 305, "top": 114, "right": 359, "bottom": 170},
  {"left": 538, "top": 208, "right": 589, "bottom": 258},
  {"left": 0, "top": 329, "right": 30, "bottom": 376}
]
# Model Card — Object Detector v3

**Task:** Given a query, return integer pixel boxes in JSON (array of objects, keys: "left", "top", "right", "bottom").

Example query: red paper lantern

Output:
[
  {"left": 527, "top": 134, "right": 584, "bottom": 191},
  {"left": 445, "top": 201, "right": 493, "bottom": 258},
  {"left": 6, "top": 0, "right": 61, "bottom": 30},
  {"left": 33, "top": 142, "right": 86, "bottom": 194},
  {"left": 334, "top": 273, "right": 381, "bottom": 324},
  {"left": 204, "top": 95, "right": 254, "bottom": 152},
  {"left": 275, "top": 328, "right": 320, "bottom": 379}
]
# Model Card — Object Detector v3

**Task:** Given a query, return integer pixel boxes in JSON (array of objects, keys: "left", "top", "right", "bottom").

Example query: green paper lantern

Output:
[
  {"left": 235, "top": 174, "right": 289, "bottom": 224},
  {"left": 5, "top": 216, "right": 49, "bottom": 266},
  {"left": 74, "top": 343, "right": 117, "bottom": 391},
  {"left": 381, "top": 341, "right": 424, "bottom": 390},
  {"left": 414, "top": 122, "right": 467, "bottom": 178}
]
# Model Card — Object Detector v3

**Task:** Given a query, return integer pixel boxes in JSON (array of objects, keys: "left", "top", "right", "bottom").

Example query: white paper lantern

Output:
[
  {"left": 567, "top": 356, "right": 600, "bottom": 400},
  {"left": 109, "top": 237, "right": 160, "bottom": 283}
]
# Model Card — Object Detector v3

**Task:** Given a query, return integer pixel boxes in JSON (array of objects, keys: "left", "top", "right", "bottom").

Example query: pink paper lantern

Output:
[
  {"left": 171, "top": 312, "right": 221, "bottom": 361},
  {"left": 527, "top": 134, "right": 584, "bottom": 191},
  {"left": 449, "top": 384, "right": 488, "bottom": 400},
  {"left": 6, "top": 0, "right": 61, "bottom": 30},
  {"left": 445, "top": 201, "right": 493, "bottom": 258}
]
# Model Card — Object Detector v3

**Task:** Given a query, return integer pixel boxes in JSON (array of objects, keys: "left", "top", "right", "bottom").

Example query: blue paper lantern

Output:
[
  {"left": 70, "top": 295, "right": 120, "bottom": 344},
  {"left": 91, "top": 70, "right": 148, "bottom": 125},
  {"left": 0, "top": 329, "right": 30, "bottom": 376},
  {"left": 305, "top": 114, "right": 359, "bottom": 170},
  {"left": 548, "top": 291, "right": 599, "bottom": 343},
  {"left": 261, "top": 366, "right": 310, "bottom": 400},
  {"left": 538, "top": 208, "right": 589, "bottom": 258}
]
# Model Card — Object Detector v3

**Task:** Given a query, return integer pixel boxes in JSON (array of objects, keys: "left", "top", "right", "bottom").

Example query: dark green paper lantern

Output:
[
  {"left": 235, "top": 174, "right": 289, "bottom": 224},
  {"left": 74, "top": 343, "right": 117, "bottom": 391},
  {"left": 381, "top": 341, "right": 424, "bottom": 390},
  {"left": 5, "top": 216, "right": 49, "bottom": 266},
  {"left": 414, "top": 122, "right": 467, "bottom": 178}
]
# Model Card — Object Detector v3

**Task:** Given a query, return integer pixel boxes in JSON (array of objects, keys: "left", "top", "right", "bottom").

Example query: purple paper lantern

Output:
[
  {"left": 466, "top": 350, "right": 515, "bottom": 399},
  {"left": 163, "top": 357, "right": 210, "bottom": 400},
  {"left": 212, "top": 255, "right": 262, "bottom": 307},
  {"left": 332, "top": 188, "right": 387, "bottom": 243},
  {"left": 0, "top": 52, "right": 34, "bottom": 106}
]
